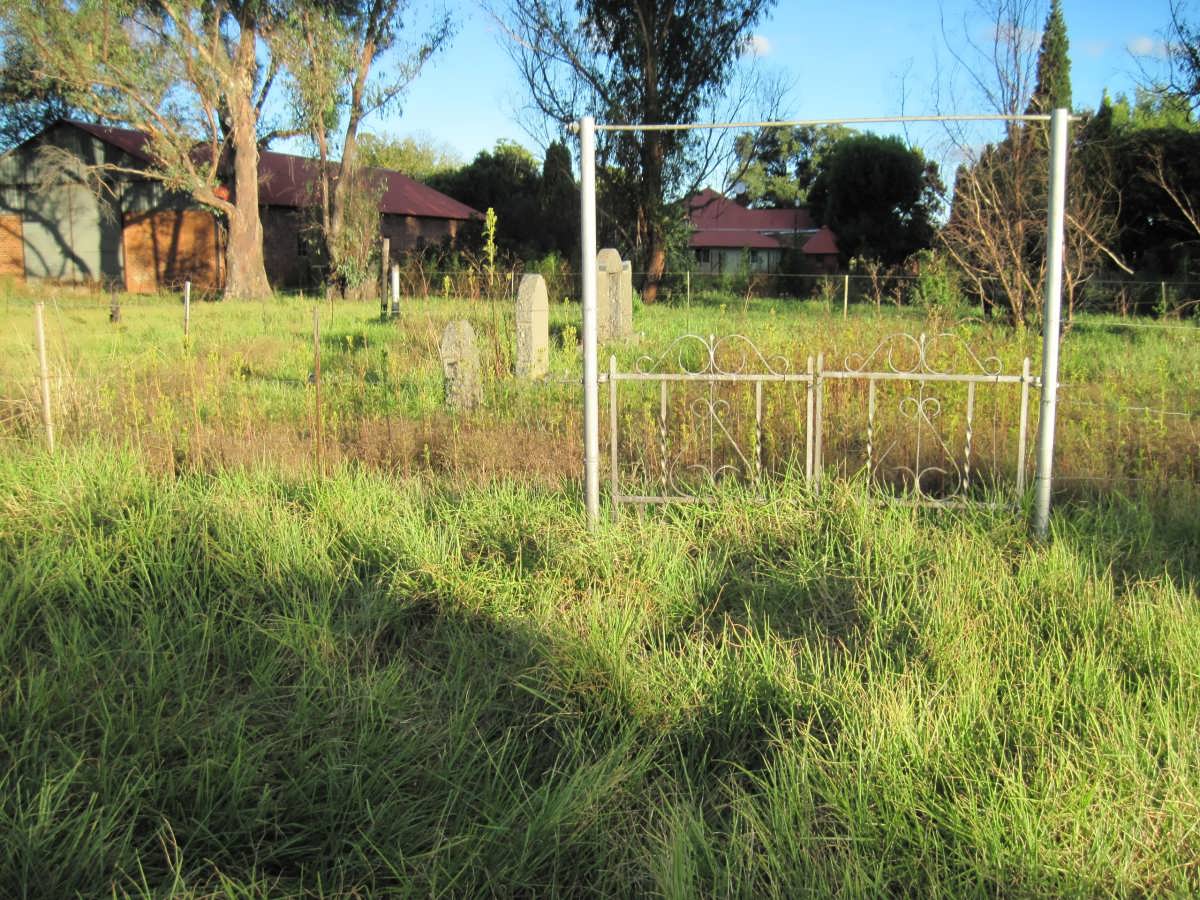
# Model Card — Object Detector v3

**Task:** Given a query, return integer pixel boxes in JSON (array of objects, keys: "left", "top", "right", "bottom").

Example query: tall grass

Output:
[
  {"left": 1, "top": 290, "right": 1197, "bottom": 488},
  {"left": 1, "top": 444, "right": 1198, "bottom": 895}
]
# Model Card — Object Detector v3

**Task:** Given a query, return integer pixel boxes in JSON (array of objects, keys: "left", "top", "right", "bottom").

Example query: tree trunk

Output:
[
  {"left": 324, "top": 40, "right": 376, "bottom": 298},
  {"left": 642, "top": 236, "right": 666, "bottom": 305},
  {"left": 639, "top": 132, "right": 667, "bottom": 304},
  {"left": 223, "top": 26, "right": 272, "bottom": 300}
]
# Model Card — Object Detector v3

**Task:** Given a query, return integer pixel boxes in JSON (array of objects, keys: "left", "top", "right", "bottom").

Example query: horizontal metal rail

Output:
[
  {"left": 608, "top": 370, "right": 1039, "bottom": 386},
  {"left": 578, "top": 113, "right": 1074, "bottom": 134}
]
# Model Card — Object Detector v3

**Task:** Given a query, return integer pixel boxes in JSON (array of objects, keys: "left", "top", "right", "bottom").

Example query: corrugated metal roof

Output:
[
  {"left": 689, "top": 229, "right": 781, "bottom": 249},
  {"left": 68, "top": 121, "right": 154, "bottom": 162},
  {"left": 257, "top": 151, "right": 481, "bottom": 220},
  {"left": 62, "top": 120, "right": 480, "bottom": 220},
  {"left": 688, "top": 188, "right": 815, "bottom": 231},
  {"left": 802, "top": 226, "right": 839, "bottom": 256}
]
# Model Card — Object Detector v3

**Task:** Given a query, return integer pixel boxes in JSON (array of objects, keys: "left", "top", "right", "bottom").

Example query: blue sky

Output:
[{"left": 363, "top": 0, "right": 1176, "bottom": 166}]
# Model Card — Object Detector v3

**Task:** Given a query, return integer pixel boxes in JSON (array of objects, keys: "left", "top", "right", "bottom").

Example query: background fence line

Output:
[{"left": 1, "top": 293, "right": 1195, "bottom": 499}]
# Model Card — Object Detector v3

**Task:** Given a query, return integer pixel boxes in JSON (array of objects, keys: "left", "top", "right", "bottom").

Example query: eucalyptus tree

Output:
[
  {"left": 502, "top": 0, "right": 776, "bottom": 303},
  {"left": 727, "top": 124, "right": 853, "bottom": 208},
  {"left": 6, "top": 0, "right": 292, "bottom": 298},
  {"left": 276, "top": 0, "right": 453, "bottom": 293},
  {"left": 0, "top": 42, "right": 81, "bottom": 151}
]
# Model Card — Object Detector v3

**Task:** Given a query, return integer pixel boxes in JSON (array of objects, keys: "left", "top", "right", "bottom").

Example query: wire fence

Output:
[{"left": 1, "top": 290, "right": 1196, "bottom": 503}]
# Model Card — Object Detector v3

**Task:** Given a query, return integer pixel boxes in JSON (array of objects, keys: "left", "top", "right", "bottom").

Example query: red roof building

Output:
[
  {"left": 687, "top": 188, "right": 839, "bottom": 275},
  {"left": 0, "top": 120, "right": 480, "bottom": 292}
]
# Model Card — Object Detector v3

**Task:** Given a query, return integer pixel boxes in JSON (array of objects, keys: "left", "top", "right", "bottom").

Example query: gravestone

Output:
[
  {"left": 618, "top": 260, "right": 633, "bottom": 338},
  {"left": 439, "top": 319, "right": 482, "bottom": 412},
  {"left": 595, "top": 248, "right": 621, "bottom": 343},
  {"left": 516, "top": 274, "right": 549, "bottom": 379}
]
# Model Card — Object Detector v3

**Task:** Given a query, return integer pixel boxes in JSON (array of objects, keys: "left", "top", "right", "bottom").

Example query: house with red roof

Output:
[
  {"left": 0, "top": 120, "right": 480, "bottom": 292},
  {"left": 687, "top": 188, "right": 839, "bottom": 276}
]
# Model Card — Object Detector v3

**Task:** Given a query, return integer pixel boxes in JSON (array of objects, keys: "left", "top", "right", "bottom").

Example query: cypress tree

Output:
[{"left": 1029, "top": 0, "right": 1072, "bottom": 113}]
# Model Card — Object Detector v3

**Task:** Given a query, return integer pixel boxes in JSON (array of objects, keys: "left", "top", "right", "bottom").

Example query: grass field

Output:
[
  {"left": 1, "top": 285, "right": 1197, "bottom": 488},
  {"left": 2, "top": 447, "right": 1198, "bottom": 895},
  {"left": 1, "top": 284, "right": 1198, "bottom": 895}
]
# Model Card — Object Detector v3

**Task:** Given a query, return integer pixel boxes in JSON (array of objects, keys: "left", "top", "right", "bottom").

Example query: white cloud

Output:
[
  {"left": 1082, "top": 39, "right": 1110, "bottom": 59},
  {"left": 1127, "top": 35, "right": 1168, "bottom": 58},
  {"left": 744, "top": 34, "right": 771, "bottom": 58}
]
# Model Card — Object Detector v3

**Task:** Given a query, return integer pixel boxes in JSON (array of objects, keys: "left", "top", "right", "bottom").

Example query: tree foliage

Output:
[
  {"left": 276, "top": 0, "right": 453, "bottom": 294},
  {"left": 357, "top": 133, "right": 462, "bottom": 180},
  {"left": 429, "top": 139, "right": 576, "bottom": 260},
  {"left": 502, "top": 0, "right": 776, "bottom": 301},
  {"left": 0, "top": 42, "right": 81, "bottom": 151},
  {"left": 939, "top": 0, "right": 1120, "bottom": 323},
  {"left": 808, "top": 135, "right": 941, "bottom": 266},
  {"left": 1081, "top": 92, "right": 1200, "bottom": 278},
  {"left": 1027, "top": 0, "right": 1070, "bottom": 113},
  {"left": 7, "top": 0, "right": 285, "bottom": 298},
  {"left": 728, "top": 124, "right": 852, "bottom": 207}
]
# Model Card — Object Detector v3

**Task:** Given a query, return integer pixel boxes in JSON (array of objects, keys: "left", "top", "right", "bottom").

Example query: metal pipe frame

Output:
[
  {"left": 1033, "top": 108, "right": 1069, "bottom": 538},
  {"left": 575, "top": 108, "right": 1068, "bottom": 534},
  {"left": 578, "top": 116, "right": 600, "bottom": 529}
]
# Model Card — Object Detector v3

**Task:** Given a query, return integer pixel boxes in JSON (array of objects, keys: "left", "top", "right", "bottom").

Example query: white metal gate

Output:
[{"left": 603, "top": 330, "right": 1037, "bottom": 513}]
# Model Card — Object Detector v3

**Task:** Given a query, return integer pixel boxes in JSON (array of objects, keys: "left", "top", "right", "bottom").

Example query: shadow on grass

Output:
[{"left": 0, "top": 460, "right": 1182, "bottom": 896}]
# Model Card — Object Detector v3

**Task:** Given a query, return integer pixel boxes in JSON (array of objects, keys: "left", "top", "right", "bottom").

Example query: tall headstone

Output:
[
  {"left": 595, "top": 248, "right": 621, "bottom": 343},
  {"left": 439, "top": 320, "right": 482, "bottom": 412},
  {"left": 617, "top": 260, "right": 634, "bottom": 338},
  {"left": 516, "top": 274, "right": 549, "bottom": 379}
]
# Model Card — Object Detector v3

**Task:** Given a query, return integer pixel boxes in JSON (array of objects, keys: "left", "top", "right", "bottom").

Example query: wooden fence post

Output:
[
  {"left": 312, "top": 306, "right": 323, "bottom": 477},
  {"left": 34, "top": 302, "right": 54, "bottom": 453},
  {"left": 380, "top": 237, "right": 390, "bottom": 318}
]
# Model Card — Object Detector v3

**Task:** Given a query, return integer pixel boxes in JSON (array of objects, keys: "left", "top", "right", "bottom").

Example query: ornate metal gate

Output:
[{"left": 603, "top": 330, "right": 1037, "bottom": 513}]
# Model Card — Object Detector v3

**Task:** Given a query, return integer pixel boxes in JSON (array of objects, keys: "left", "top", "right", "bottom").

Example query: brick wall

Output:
[
  {"left": 380, "top": 214, "right": 460, "bottom": 264},
  {"left": 122, "top": 209, "right": 223, "bottom": 293},
  {"left": 262, "top": 206, "right": 317, "bottom": 290},
  {"left": 0, "top": 214, "right": 24, "bottom": 280}
]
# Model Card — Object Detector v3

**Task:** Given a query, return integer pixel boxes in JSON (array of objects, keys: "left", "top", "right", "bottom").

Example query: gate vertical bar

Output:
[
  {"left": 813, "top": 352, "right": 824, "bottom": 494},
  {"left": 609, "top": 355, "right": 619, "bottom": 521},
  {"left": 1016, "top": 357, "right": 1031, "bottom": 493},
  {"left": 805, "top": 355, "right": 814, "bottom": 483},
  {"left": 754, "top": 379, "right": 763, "bottom": 485},
  {"left": 964, "top": 382, "right": 975, "bottom": 492},
  {"left": 659, "top": 381, "right": 668, "bottom": 492},
  {"left": 866, "top": 377, "right": 876, "bottom": 478},
  {"left": 578, "top": 116, "right": 600, "bottom": 528},
  {"left": 1033, "top": 108, "right": 1068, "bottom": 538}
]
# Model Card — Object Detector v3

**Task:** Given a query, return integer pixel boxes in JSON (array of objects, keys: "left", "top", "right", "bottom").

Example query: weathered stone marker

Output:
[
  {"left": 618, "top": 260, "right": 633, "bottom": 338},
  {"left": 595, "top": 248, "right": 621, "bottom": 343},
  {"left": 439, "top": 319, "right": 482, "bottom": 411},
  {"left": 516, "top": 274, "right": 549, "bottom": 379}
]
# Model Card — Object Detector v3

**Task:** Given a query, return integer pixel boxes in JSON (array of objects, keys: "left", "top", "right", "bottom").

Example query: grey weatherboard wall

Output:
[{"left": 0, "top": 122, "right": 181, "bottom": 284}]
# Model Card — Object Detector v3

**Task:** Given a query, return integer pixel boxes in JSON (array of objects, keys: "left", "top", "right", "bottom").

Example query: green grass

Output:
[
  {"left": 0, "top": 284, "right": 1198, "bottom": 893},
  {"left": 1, "top": 287, "right": 1197, "bottom": 487},
  {"left": 1, "top": 444, "right": 1198, "bottom": 895}
]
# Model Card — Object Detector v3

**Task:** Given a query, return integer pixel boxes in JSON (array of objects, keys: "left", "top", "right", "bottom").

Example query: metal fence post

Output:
[
  {"left": 843, "top": 274, "right": 849, "bottom": 319},
  {"left": 34, "top": 302, "right": 54, "bottom": 453},
  {"left": 1033, "top": 108, "right": 1069, "bottom": 538},
  {"left": 578, "top": 115, "right": 600, "bottom": 529}
]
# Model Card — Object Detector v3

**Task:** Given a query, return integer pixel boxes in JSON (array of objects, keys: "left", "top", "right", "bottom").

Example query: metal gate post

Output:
[
  {"left": 1033, "top": 108, "right": 1069, "bottom": 538},
  {"left": 577, "top": 116, "right": 601, "bottom": 529}
]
